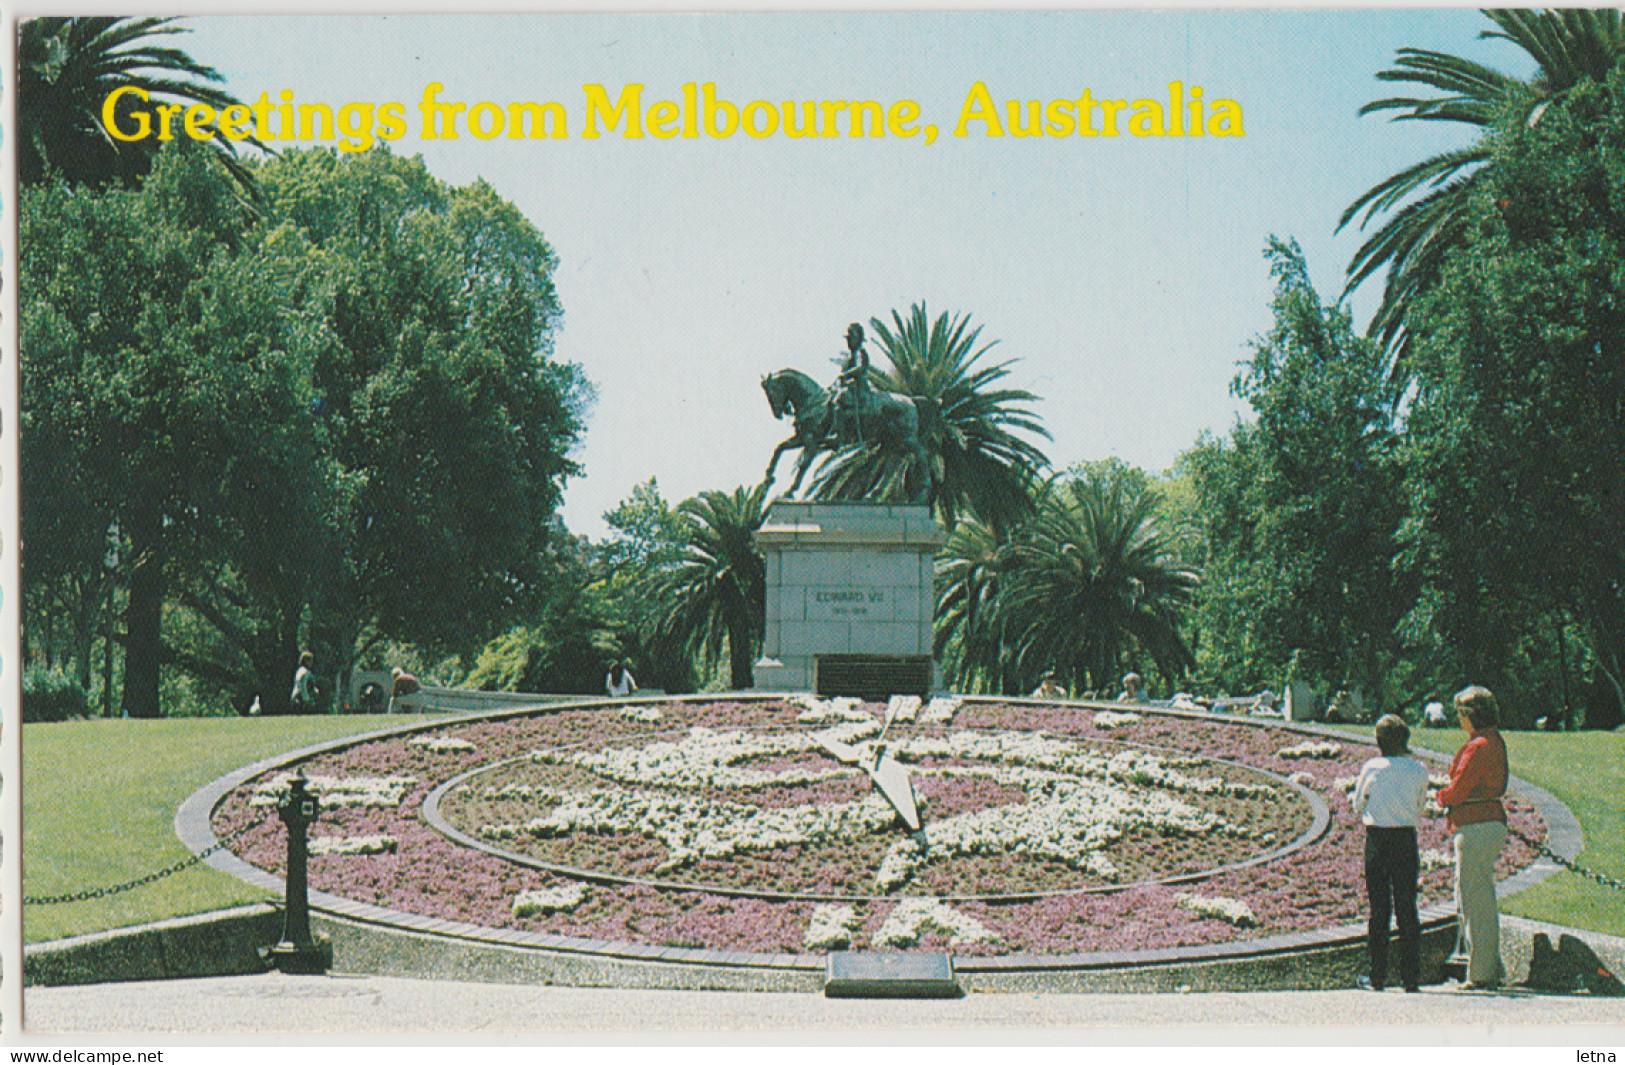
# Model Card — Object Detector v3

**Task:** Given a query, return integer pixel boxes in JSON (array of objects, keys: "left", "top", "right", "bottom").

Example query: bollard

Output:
[{"left": 271, "top": 771, "right": 332, "bottom": 974}]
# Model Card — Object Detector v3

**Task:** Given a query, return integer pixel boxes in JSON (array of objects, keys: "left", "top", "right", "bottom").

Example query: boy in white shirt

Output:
[{"left": 1351, "top": 713, "right": 1431, "bottom": 992}]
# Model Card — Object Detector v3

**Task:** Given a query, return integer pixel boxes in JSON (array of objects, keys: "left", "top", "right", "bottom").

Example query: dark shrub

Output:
[{"left": 22, "top": 664, "right": 89, "bottom": 722}]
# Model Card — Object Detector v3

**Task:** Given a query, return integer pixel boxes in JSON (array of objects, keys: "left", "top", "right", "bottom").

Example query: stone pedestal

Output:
[
  {"left": 754, "top": 501, "right": 941, "bottom": 698},
  {"left": 1285, "top": 681, "right": 1317, "bottom": 723}
]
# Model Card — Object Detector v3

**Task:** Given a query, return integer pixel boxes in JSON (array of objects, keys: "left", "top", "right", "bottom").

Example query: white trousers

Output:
[{"left": 1454, "top": 820, "right": 1507, "bottom": 983}]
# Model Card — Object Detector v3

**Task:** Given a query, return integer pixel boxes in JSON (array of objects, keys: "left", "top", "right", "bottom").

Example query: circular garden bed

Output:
[{"left": 209, "top": 696, "right": 1546, "bottom": 957}]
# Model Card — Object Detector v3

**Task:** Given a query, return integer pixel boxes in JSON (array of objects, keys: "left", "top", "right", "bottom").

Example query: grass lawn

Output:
[
  {"left": 22, "top": 715, "right": 448, "bottom": 945},
  {"left": 1330, "top": 723, "right": 1625, "bottom": 939}
]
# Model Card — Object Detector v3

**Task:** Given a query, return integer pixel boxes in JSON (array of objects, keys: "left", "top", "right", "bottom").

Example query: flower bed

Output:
[{"left": 211, "top": 698, "right": 1546, "bottom": 957}]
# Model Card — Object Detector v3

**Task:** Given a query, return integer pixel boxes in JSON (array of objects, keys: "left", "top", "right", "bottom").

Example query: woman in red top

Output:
[{"left": 1435, "top": 685, "right": 1509, "bottom": 989}]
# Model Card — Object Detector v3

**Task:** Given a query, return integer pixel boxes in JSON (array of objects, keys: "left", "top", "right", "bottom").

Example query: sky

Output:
[{"left": 164, "top": 10, "right": 1532, "bottom": 539}]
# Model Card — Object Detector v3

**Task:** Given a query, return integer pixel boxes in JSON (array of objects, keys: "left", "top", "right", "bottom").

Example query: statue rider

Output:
[{"left": 833, "top": 322, "right": 872, "bottom": 444}]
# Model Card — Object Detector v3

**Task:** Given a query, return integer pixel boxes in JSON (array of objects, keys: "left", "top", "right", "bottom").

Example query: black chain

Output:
[
  {"left": 25, "top": 815, "right": 269, "bottom": 906},
  {"left": 1515, "top": 828, "right": 1625, "bottom": 894}
]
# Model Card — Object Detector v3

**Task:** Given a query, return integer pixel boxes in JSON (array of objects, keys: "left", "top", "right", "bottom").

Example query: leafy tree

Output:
[
  {"left": 20, "top": 145, "right": 586, "bottom": 715},
  {"left": 811, "top": 304, "right": 1051, "bottom": 532},
  {"left": 641, "top": 484, "right": 768, "bottom": 690},
  {"left": 1188, "top": 239, "right": 1412, "bottom": 707},
  {"left": 1340, "top": 9, "right": 1625, "bottom": 372},
  {"left": 597, "top": 479, "right": 699, "bottom": 693},
  {"left": 250, "top": 150, "right": 585, "bottom": 664},
  {"left": 463, "top": 526, "right": 622, "bottom": 695},
  {"left": 21, "top": 144, "right": 318, "bottom": 716},
  {"left": 466, "top": 479, "right": 710, "bottom": 698},
  {"left": 18, "top": 418, "right": 116, "bottom": 703},
  {"left": 600, "top": 478, "right": 688, "bottom": 582},
  {"left": 1397, "top": 70, "right": 1625, "bottom": 725},
  {"left": 18, "top": 16, "right": 261, "bottom": 190}
]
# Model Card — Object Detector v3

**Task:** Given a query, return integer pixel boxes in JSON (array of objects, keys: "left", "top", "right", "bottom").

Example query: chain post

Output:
[{"left": 270, "top": 770, "right": 332, "bottom": 974}]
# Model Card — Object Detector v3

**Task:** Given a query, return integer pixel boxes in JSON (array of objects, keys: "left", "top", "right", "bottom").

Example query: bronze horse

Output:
[{"left": 760, "top": 368, "right": 931, "bottom": 500}]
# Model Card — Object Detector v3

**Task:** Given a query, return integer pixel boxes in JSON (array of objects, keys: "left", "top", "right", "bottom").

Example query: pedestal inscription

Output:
[{"left": 754, "top": 501, "right": 941, "bottom": 697}]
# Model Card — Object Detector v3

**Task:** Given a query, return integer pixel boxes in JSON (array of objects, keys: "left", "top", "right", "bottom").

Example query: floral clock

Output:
[{"left": 210, "top": 695, "right": 1546, "bottom": 956}]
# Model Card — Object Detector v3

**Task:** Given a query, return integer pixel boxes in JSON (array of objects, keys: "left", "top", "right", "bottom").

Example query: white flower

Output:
[
  {"left": 1288, "top": 771, "right": 1316, "bottom": 787},
  {"left": 875, "top": 839, "right": 924, "bottom": 893},
  {"left": 1084, "top": 853, "right": 1120, "bottom": 880},
  {"left": 889, "top": 730, "right": 1268, "bottom": 799},
  {"left": 512, "top": 883, "right": 588, "bottom": 917},
  {"left": 482, "top": 787, "right": 898, "bottom": 875},
  {"left": 804, "top": 904, "right": 859, "bottom": 951},
  {"left": 1176, "top": 892, "right": 1259, "bottom": 928},
  {"left": 1092, "top": 710, "right": 1142, "bottom": 730},
  {"left": 886, "top": 695, "right": 923, "bottom": 723},
  {"left": 869, "top": 757, "right": 1238, "bottom": 892},
  {"left": 409, "top": 735, "right": 476, "bottom": 753},
  {"left": 308, "top": 835, "right": 397, "bottom": 856},
  {"left": 874, "top": 898, "right": 999, "bottom": 947},
  {"left": 249, "top": 774, "right": 417, "bottom": 808},
  {"left": 621, "top": 706, "right": 664, "bottom": 724},
  {"left": 920, "top": 697, "right": 962, "bottom": 724},
  {"left": 1276, "top": 741, "right": 1343, "bottom": 760},
  {"left": 497, "top": 725, "right": 1275, "bottom": 890},
  {"left": 535, "top": 726, "right": 854, "bottom": 791},
  {"left": 819, "top": 719, "right": 883, "bottom": 746},
  {"left": 792, "top": 695, "right": 869, "bottom": 723}
]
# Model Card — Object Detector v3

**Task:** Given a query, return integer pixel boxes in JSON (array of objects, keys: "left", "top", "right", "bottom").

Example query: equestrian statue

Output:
[{"left": 760, "top": 323, "right": 933, "bottom": 501}]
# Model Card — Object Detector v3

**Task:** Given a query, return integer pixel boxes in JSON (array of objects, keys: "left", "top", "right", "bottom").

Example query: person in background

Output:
[
  {"left": 606, "top": 660, "right": 637, "bottom": 698},
  {"left": 1031, "top": 671, "right": 1066, "bottom": 699},
  {"left": 388, "top": 667, "right": 422, "bottom": 713},
  {"left": 1424, "top": 699, "right": 1449, "bottom": 728},
  {"left": 1352, "top": 714, "right": 1430, "bottom": 993},
  {"left": 1325, "top": 690, "right": 1359, "bottom": 723},
  {"left": 290, "top": 652, "right": 317, "bottom": 714},
  {"left": 1436, "top": 685, "right": 1510, "bottom": 990},
  {"left": 1117, "top": 672, "right": 1147, "bottom": 703}
]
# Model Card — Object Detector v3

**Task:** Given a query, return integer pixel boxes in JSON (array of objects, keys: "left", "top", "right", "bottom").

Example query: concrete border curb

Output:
[
  {"left": 24, "top": 904, "right": 281, "bottom": 987},
  {"left": 29, "top": 907, "right": 1622, "bottom": 994}
]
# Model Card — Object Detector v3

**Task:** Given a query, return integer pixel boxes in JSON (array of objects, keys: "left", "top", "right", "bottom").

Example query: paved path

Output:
[{"left": 19, "top": 974, "right": 1625, "bottom": 1040}]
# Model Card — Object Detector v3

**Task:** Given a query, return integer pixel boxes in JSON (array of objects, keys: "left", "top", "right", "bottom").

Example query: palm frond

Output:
[
  {"left": 640, "top": 483, "right": 767, "bottom": 687},
  {"left": 18, "top": 15, "right": 265, "bottom": 191},
  {"left": 811, "top": 303, "right": 1050, "bottom": 533},
  {"left": 1340, "top": 8, "right": 1625, "bottom": 377},
  {"left": 938, "top": 471, "right": 1198, "bottom": 694}
]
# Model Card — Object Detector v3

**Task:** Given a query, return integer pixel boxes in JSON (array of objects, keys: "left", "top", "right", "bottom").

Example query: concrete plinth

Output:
[
  {"left": 825, "top": 952, "right": 961, "bottom": 998},
  {"left": 754, "top": 501, "right": 941, "bottom": 697}
]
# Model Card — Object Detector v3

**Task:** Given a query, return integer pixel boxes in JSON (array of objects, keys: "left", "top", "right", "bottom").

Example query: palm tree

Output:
[
  {"left": 1340, "top": 9, "right": 1625, "bottom": 374},
  {"left": 934, "top": 517, "right": 1013, "bottom": 694},
  {"left": 811, "top": 304, "right": 1051, "bottom": 533},
  {"left": 18, "top": 17, "right": 261, "bottom": 189},
  {"left": 993, "top": 470, "right": 1199, "bottom": 695},
  {"left": 642, "top": 484, "right": 768, "bottom": 690}
]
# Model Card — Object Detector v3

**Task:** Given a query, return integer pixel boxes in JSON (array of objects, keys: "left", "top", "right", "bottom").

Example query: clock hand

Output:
[{"left": 816, "top": 725, "right": 923, "bottom": 833}]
